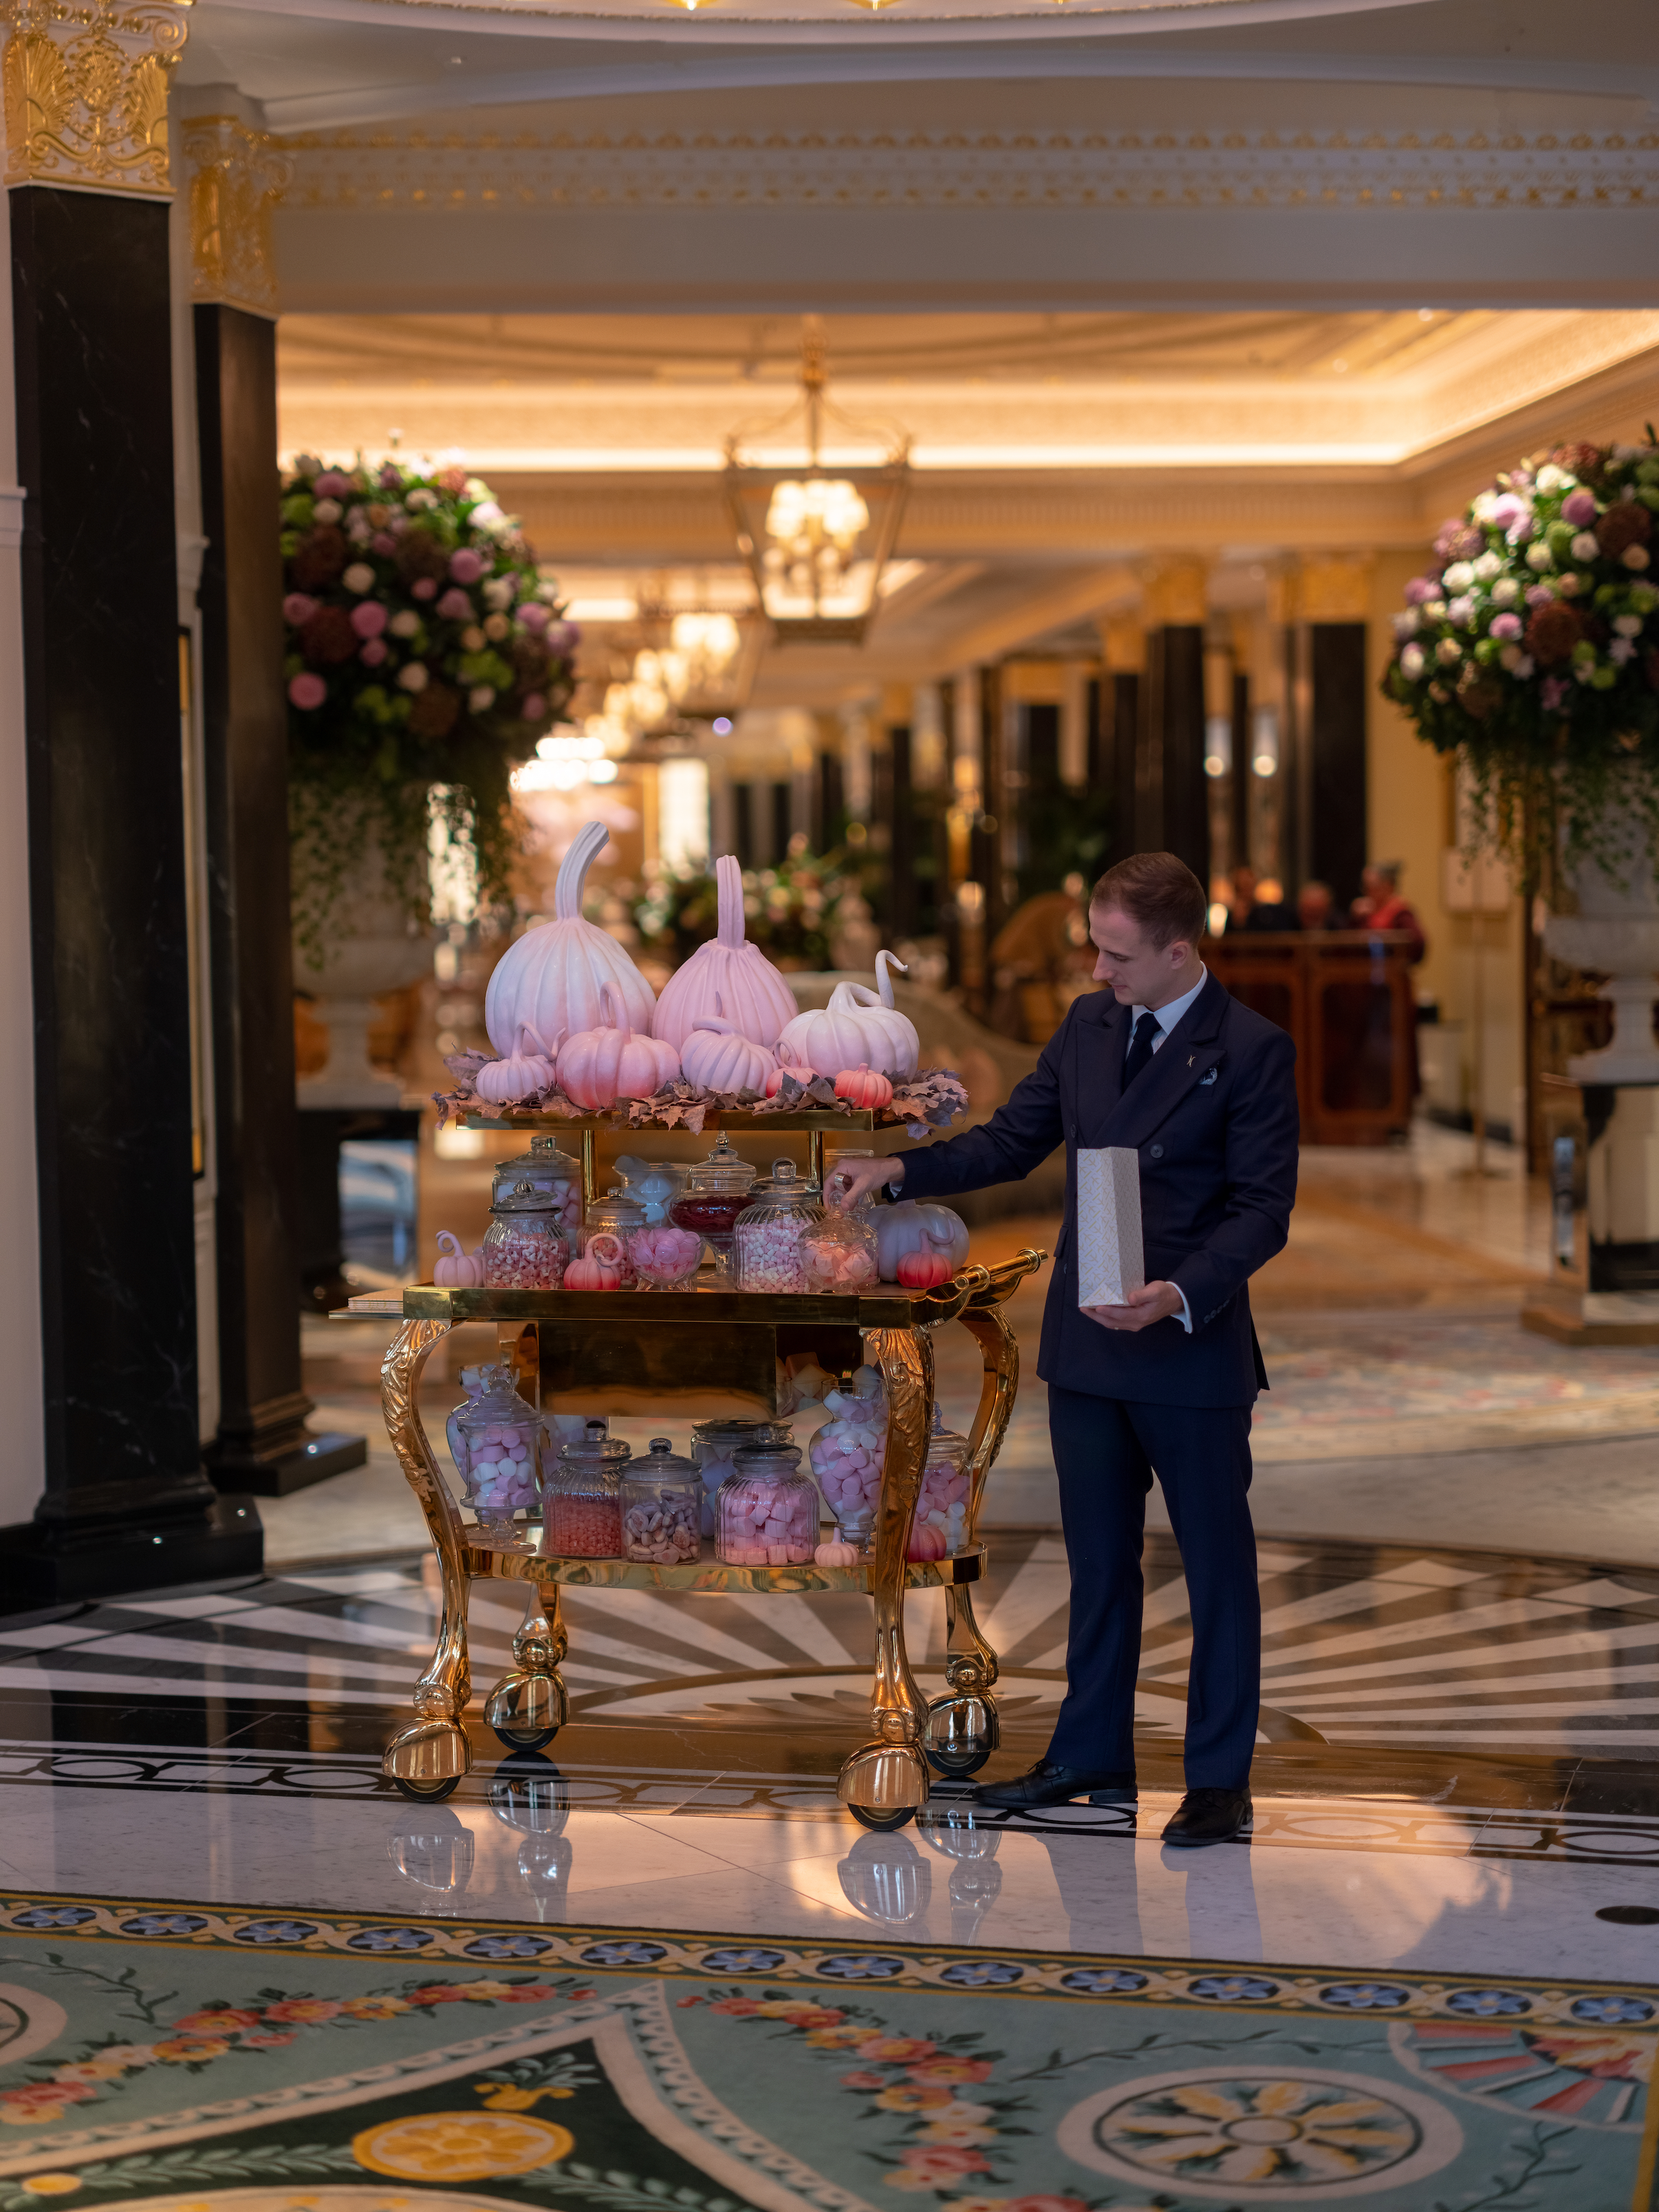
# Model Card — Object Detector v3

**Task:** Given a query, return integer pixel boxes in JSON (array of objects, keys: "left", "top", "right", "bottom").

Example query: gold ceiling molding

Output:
[
  {"left": 1291, "top": 556, "right": 1374, "bottom": 623},
  {"left": 278, "top": 126, "right": 1659, "bottom": 213},
  {"left": 1, "top": 0, "right": 188, "bottom": 195},
  {"left": 184, "top": 113, "right": 291, "bottom": 314}
]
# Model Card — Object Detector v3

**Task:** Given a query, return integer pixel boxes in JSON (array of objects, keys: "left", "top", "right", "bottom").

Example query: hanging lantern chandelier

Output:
[{"left": 724, "top": 319, "right": 911, "bottom": 646}]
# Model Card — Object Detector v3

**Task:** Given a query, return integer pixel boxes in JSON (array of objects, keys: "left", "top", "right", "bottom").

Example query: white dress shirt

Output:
[{"left": 1125, "top": 964, "right": 1208, "bottom": 1330}]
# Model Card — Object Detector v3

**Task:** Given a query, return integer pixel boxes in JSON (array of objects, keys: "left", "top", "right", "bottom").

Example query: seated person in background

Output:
[
  {"left": 1297, "top": 880, "right": 1336, "bottom": 931},
  {"left": 1349, "top": 860, "right": 1426, "bottom": 964}
]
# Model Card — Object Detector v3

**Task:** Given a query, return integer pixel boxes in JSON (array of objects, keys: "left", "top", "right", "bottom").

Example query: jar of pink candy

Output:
[
  {"left": 799, "top": 1208, "right": 879, "bottom": 1292},
  {"left": 807, "top": 1365, "right": 887, "bottom": 1545},
  {"left": 629, "top": 1220, "right": 704, "bottom": 1288},
  {"left": 621, "top": 1438, "right": 703, "bottom": 1564},
  {"left": 446, "top": 1363, "right": 545, "bottom": 1549},
  {"left": 543, "top": 1420, "right": 629, "bottom": 1558},
  {"left": 716, "top": 1442, "right": 819, "bottom": 1568},
  {"left": 583, "top": 1186, "right": 646, "bottom": 1288},
  {"left": 482, "top": 1182, "right": 567, "bottom": 1289},
  {"left": 492, "top": 1136, "right": 583, "bottom": 1241},
  {"left": 914, "top": 1404, "right": 973, "bottom": 1559},
  {"left": 735, "top": 1160, "right": 825, "bottom": 1294}
]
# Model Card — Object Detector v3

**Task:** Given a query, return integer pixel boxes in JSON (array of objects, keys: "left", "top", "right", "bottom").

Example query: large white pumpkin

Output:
[
  {"left": 776, "top": 951, "right": 920, "bottom": 1081},
  {"left": 650, "top": 854, "right": 798, "bottom": 1051},
  {"left": 485, "top": 819, "right": 656, "bottom": 1054}
]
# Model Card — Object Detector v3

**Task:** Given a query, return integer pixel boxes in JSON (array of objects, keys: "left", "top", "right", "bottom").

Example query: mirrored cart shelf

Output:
[{"left": 459, "top": 1535, "right": 988, "bottom": 1593}]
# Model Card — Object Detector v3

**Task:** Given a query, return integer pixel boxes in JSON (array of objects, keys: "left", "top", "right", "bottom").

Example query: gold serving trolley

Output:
[{"left": 336, "top": 1109, "right": 1045, "bottom": 1832}]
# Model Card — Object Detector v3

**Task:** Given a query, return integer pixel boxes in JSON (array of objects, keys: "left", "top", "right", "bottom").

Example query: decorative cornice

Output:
[
  {"left": 1, "top": 0, "right": 188, "bottom": 197},
  {"left": 278, "top": 124, "right": 1659, "bottom": 213},
  {"left": 184, "top": 111, "right": 290, "bottom": 314}
]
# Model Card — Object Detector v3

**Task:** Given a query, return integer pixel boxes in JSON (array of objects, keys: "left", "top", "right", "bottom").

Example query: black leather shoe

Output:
[
  {"left": 973, "top": 1761, "right": 1137, "bottom": 1810},
  {"left": 1162, "top": 1787, "right": 1253, "bottom": 1846}
]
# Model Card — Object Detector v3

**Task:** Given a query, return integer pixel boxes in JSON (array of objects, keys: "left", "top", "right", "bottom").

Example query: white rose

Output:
[
  {"left": 468, "top": 684, "right": 497, "bottom": 712},
  {"left": 1392, "top": 610, "right": 1420, "bottom": 640},
  {"left": 397, "top": 662, "right": 429, "bottom": 693},
  {"left": 1443, "top": 561, "right": 1476, "bottom": 592},
  {"left": 1471, "top": 493, "right": 1498, "bottom": 523},
  {"left": 1571, "top": 532, "right": 1601, "bottom": 562},
  {"left": 343, "top": 563, "right": 375, "bottom": 594},
  {"left": 1436, "top": 638, "right": 1463, "bottom": 665},
  {"left": 1526, "top": 542, "right": 1554, "bottom": 572},
  {"left": 470, "top": 500, "right": 506, "bottom": 532},
  {"left": 389, "top": 610, "right": 420, "bottom": 639},
  {"left": 1447, "top": 595, "right": 1476, "bottom": 628},
  {"left": 1537, "top": 464, "right": 1568, "bottom": 492},
  {"left": 1615, "top": 614, "right": 1643, "bottom": 637},
  {"left": 1611, "top": 637, "right": 1637, "bottom": 664},
  {"left": 406, "top": 488, "right": 438, "bottom": 512},
  {"left": 1473, "top": 551, "right": 1504, "bottom": 582},
  {"left": 312, "top": 499, "right": 343, "bottom": 524},
  {"left": 1625, "top": 545, "right": 1652, "bottom": 571},
  {"left": 484, "top": 578, "right": 515, "bottom": 610},
  {"left": 1400, "top": 643, "right": 1427, "bottom": 680},
  {"left": 1490, "top": 577, "right": 1521, "bottom": 607},
  {"left": 1423, "top": 599, "right": 1448, "bottom": 621},
  {"left": 293, "top": 453, "right": 323, "bottom": 477}
]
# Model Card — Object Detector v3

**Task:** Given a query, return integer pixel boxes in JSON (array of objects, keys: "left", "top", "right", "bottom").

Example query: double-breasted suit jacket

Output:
[{"left": 900, "top": 973, "right": 1299, "bottom": 1407}]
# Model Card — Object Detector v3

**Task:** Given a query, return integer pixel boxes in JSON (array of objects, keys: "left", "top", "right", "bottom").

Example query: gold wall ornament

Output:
[
  {"left": 183, "top": 112, "right": 291, "bottom": 316},
  {"left": 1, "top": 0, "right": 188, "bottom": 196}
]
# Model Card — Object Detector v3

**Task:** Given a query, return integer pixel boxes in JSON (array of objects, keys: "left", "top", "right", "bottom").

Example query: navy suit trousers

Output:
[{"left": 1045, "top": 1385, "right": 1261, "bottom": 1791}]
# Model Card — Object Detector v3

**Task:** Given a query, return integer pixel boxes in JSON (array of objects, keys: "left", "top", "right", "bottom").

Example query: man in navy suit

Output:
[{"left": 832, "top": 852, "right": 1299, "bottom": 1845}]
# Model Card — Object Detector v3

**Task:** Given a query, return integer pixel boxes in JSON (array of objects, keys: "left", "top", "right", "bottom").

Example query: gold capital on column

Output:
[
  {"left": 1292, "top": 556, "right": 1374, "bottom": 623},
  {"left": 1140, "top": 559, "right": 1209, "bottom": 629},
  {"left": 1, "top": 0, "right": 188, "bottom": 195},
  {"left": 183, "top": 113, "right": 290, "bottom": 316}
]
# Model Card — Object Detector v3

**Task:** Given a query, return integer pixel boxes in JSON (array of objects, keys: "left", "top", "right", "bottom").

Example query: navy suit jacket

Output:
[{"left": 902, "top": 974, "right": 1299, "bottom": 1407}]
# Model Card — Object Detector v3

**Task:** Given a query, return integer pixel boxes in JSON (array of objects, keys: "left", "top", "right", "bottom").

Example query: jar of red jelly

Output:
[
  {"left": 542, "top": 1420, "right": 629, "bottom": 1558},
  {"left": 668, "top": 1137, "right": 755, "bottom": 1283}
]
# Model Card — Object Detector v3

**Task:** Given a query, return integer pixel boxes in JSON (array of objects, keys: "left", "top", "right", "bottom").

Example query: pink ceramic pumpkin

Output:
[
  {"left": 896, "top": 1248, "right": 953, "bottom": 1290},
  {"left": 765, "top": 1051, "right": 814, "bottom": 1098},
  {"left": 650, "top": 853, "right": 798, "bottom": 1050},
  {"left": 834, "top": 1063, "right": 894, "bottom": 1112},
  {"left": 565, "top": 1235, "right": 623, "bottom": 1292},
  {"left": 433, "top": 1230, "right": 486, "bottom": 1288},
  {"left": 680, "top": 997, "right": 777, "bottom": 1097},
  {"left": 907, "top": 1522, "right": 948, "bottom": 1562},
  {"left": 558, "top": 983, "right": 680, "bottom": 1110},
  {"left": 815, "top": 1539, "right": 862, "bottom": 1568}
]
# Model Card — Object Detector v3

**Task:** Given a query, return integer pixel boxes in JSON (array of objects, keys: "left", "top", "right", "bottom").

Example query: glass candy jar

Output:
[
  {"left": 583, "top": 1186, "right": 646, "bottom": 1288},
  {"left": 717, "top": 1442, "right": 819, "bottom": 1568},
  {"left": 483, "top": 1181, "right": 567, "bottom": 1289},
  {"left": 915, "top": 1405, "right": 973, "bottom": 1558},
  {"left": 446, "top": 1363, "right": 544, "bottom": 1548},
  {"left": 807, "top": 1365, "right": 888, "bottom": 1545},
  {"left": 691, "top": 1416, "right": 793, "bottom": 1538},
  {"left": 735, "top": 1160, "right": 825, "bottom": 1294},
  {"left": 543, "top": 1420, "right": 629, "bottom": 1558},
  {"left": 669, "top": 1138, "right": 755, "bottom": 1283},
  {"left": 799, "top": 1206, "right": 880, "bottom": 1292},
  {"left": 621, "top": 1438, "right": 703, "bottom": 1565},
  {"left": 493, "top": 1135, "right": 583, "bottom": 1241},
  {"left": 615, "top": 1156, "right": 688, "bottom": 1226},
  {"left": 630, "top": 1219, "right": 705, "bottom": 1288}
]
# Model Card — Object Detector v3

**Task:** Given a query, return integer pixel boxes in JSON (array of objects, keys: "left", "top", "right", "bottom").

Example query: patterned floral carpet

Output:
[{"left": 0, "top": 1895, "right": 1653, "bottom": 2211}]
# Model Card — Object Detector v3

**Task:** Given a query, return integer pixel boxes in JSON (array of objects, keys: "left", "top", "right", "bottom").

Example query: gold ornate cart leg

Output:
[
  {"left": 839, "top": 1324, "right": 935, "bottom": 1830},
  {"left": 380, "top": 1316, "right": 473, "bottom": 1800},
  {"left": 924, "top": 1304, "right": 1018, "bottom": 1779},
  {"left": 484, "top": 1581, "right": 570, "bottom": 1752}
]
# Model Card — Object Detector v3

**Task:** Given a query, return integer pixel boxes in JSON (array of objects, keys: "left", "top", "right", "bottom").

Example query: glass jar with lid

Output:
[
  {"left": 691, "top": 1416, "right": 793, "bottom": 1537},
  {"left": 483, "top": 1181, "right": 567, "bottom": 1289},
  {"left": 915, "top": 1404, "right": 973, "bottom": 1557},
  {"left": 669, "top": 1137, "right": 755, "bottom": 1283},
  {"left": 583, "top": 1185, "right": 646, "bottom": 1288},
  {"left": 614, "top": 1156, "right": 689, "bottom": 1226},
  {"left": 735, "top": 1160, "right": 825, "bottom": 1294},
  {"left": 620, "top": 1438, "right": 703, "bottom": 1565},
  {"left": 799, "top": 1207, "right": 879, "bottom": 1292},
  {"left": 543, "top": 1420, "right": 629, "bottom": 1557},
  {"left": 716, "top": 1441, "right": 819, "bottom": 1567},
  {"left": 446, "top": 1363, "right": 544, "bottom": 1549},
  {"left": 492, "top": 1134, "right": 583, "bottom": 1241}
]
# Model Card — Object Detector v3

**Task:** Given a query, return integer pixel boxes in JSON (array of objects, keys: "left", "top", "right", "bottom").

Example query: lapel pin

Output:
[{"left": 1186, "top": 1054, "right": 1195, "bottom": 1068}]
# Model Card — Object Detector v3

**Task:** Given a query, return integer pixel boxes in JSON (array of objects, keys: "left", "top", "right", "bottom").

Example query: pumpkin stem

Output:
[
  {"left": 435, "top": 1230, "right": 462, "bottom": 1257},
  {"left": 554, "top": 818, "right": 609, "bottom": 922},
  {"left": 715, "top": 854, "right": 746, "bottom": 949},
  {"left": 598, "top": 981, "right": 629, "bottom": 1038},
  {"left": 874, "top": 948, "right": 909, "bottom": 1008}
]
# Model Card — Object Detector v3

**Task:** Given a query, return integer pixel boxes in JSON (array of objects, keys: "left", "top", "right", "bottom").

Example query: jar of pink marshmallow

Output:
[{"left": 715, "top": 1442, "right": 819, "bottom": 1568}]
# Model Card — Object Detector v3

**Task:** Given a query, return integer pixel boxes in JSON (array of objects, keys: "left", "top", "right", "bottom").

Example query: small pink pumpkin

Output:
[
  {"left": 565, "top": 1248, "right": 622, "bottom": 1290},
  {"left": 834, "top": 1063, "right": 893, "bottom": 1112},
  {"left": 433, "top": 1230, "right": 485, "bottom": 1287},
  {"left": 815, "top": 1539, "right": 861, "bottom": 1568},
  {"left": 559, "top": 984, "right": 680, "bottom": 1112},
  {"left": 765, "top": 1050, "right": 814, "bottom": 1098},
  {"left": 896, "top": 1248, "right": 953, "bottom": 1290},
  {"left": 907, "top": 1523, "right": 948, "bottom": 1562}
]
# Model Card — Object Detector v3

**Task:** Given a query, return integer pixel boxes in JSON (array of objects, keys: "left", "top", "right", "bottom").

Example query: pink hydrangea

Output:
[
  {"left": 378, "top": 464, "right": 402, "bottom": 489},
  {"left": 288, "top": 673, "right": 327, "bottom": 709},
  {"left": 314, "top": 470, "right": 355, "bottom": 498},
  {"left": 1541, "top": 675, "right": 1571, "bottom": 710},
  {"left": 371, "top": 531, "right": 397, "bottom": 556},
  {"left": 1526, "top": 583, "right": 1557, "bottom": 608},
  {"left": 359, "top": 639, "right": 388, "bottom": 667},
  {"left": 521, "top": 693, "right": 547, "bottom": 720},
  {"left": 545, "top": 621, "right": 579, "bottom": 651},
  {"left": 413, "top": 578, "right": 437, "bottom": 601},
  {"left": 449, "top": 547, "right": 486, "bottom": 585},
  {"left": 350, "top": 601, "right": 388, "bottom": 639},
  {"left": 283, "top": 593, "right": 318, "bottom": 625},
  {"left": 1490, "top": 612, "right": 1523, "bottom": 640},
  {"left": 1404, "top": 577, "right": 1439, "bottom": 605},
  {"left": 436, "top": 587, "right": 473, "bottom": 620},
  {"left": 519, "top": 601, "right": 550, "bottom": 631},
  {"left": 1562, "top": 488, "right": 1598, "bottom": 526}
]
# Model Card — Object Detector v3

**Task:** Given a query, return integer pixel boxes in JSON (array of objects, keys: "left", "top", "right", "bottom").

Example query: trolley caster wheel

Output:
[
  {"left": 924, "top": 1742, "right": 991, "bottom": 1779},
  {"left": 492, "top": 1725, "right": 560, "bottom": 1754},
  {"left": 393, "top": 1772, "right": 461, "bottom": 1803},
  {"left": 849, "top": 1803, "right": 917, "bottom": 1833}
]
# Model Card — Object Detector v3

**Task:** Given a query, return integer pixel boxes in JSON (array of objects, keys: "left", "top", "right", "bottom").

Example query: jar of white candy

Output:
[
  {"left": 735, "top": 1160, "right": 825, "bottom": 1294},
  {"left": 492, "top": 1135, "right": 583, "bottom": 1241},
  {"left": 807, "top": 1364, "right": 887, "bottom": 1545},
  {"left": 716, "top": 1442, "right": 819, "bottom": 1568},
  {"left": 621, "top": 1438, "right": 703, "bottom": 1565},
  {"left": 799, "top": 1208, "right": 879, "bottom": 1292},
  {"left": 446, "top": 1363, "right": 545, "bottom": 1548},
  {"left": 915, "top": 1404, "right": 973, "bottom": 1559},
  {"left": 691, "top": 1416, "right": 793, "bottom": 1537}
]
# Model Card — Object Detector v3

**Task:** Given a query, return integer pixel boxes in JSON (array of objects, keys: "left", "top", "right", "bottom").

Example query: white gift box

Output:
[{"left": 1076, "top": 1146, "right": 1145, "bottom": 1308}]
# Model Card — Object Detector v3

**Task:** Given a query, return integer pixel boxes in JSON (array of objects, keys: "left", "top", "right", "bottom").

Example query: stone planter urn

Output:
[
  {"left": 294, "top": 848, "right": 434, "bottom": 1107},
  {"left": 1543, "top": 818, "right": 1659, "bottom": 1085}
]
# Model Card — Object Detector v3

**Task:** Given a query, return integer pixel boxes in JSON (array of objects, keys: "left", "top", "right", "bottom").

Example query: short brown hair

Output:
[{"left": 1090, "top": 852, "right": 1208, "bottom": 949}]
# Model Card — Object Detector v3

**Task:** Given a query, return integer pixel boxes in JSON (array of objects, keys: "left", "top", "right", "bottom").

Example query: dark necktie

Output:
[{"left": 1123, "top": 1010, "right": 1160, "bottom": 1089}]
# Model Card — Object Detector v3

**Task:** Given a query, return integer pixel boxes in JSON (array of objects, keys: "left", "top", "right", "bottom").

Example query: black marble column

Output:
[
  {"left": 1100, "top": 673, "right": 1140, "bottom": 869},
  {"left": 1140, "top": 625, "right": 1208, "bottom": 883},
  {"left": 1308, "top": 622, "right": 1369, "bottom": 908},
  {"left": 195, "top": 303, "right": 365, "bottom": 1497},
  {"left": 1, "top": 186, "right": 260, "bottom": 1606}
]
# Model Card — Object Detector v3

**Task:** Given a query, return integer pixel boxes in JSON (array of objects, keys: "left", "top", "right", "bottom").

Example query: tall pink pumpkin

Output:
[
  {"left": 651, "top": 854, "right": 798, "bottom": 1051},
  {"left": 486, "top": 819, "right": 656, "bottom": 1055}
]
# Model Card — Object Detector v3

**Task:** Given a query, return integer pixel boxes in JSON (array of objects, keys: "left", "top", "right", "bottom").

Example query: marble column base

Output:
[
  {"left": 206, "top": 1385, "right": 367, "bottom": 1497},
  {"left": 0, "top": 1494, "right": 262, "bottom": 1613}
]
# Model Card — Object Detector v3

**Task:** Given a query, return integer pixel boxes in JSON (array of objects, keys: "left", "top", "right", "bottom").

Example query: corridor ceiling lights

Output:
[
  {"left": 512, "top": 726, "right": 620, "bottom": 792},
  {"left": 724, "top": 318, "right": 910, "bottom": 646}
]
